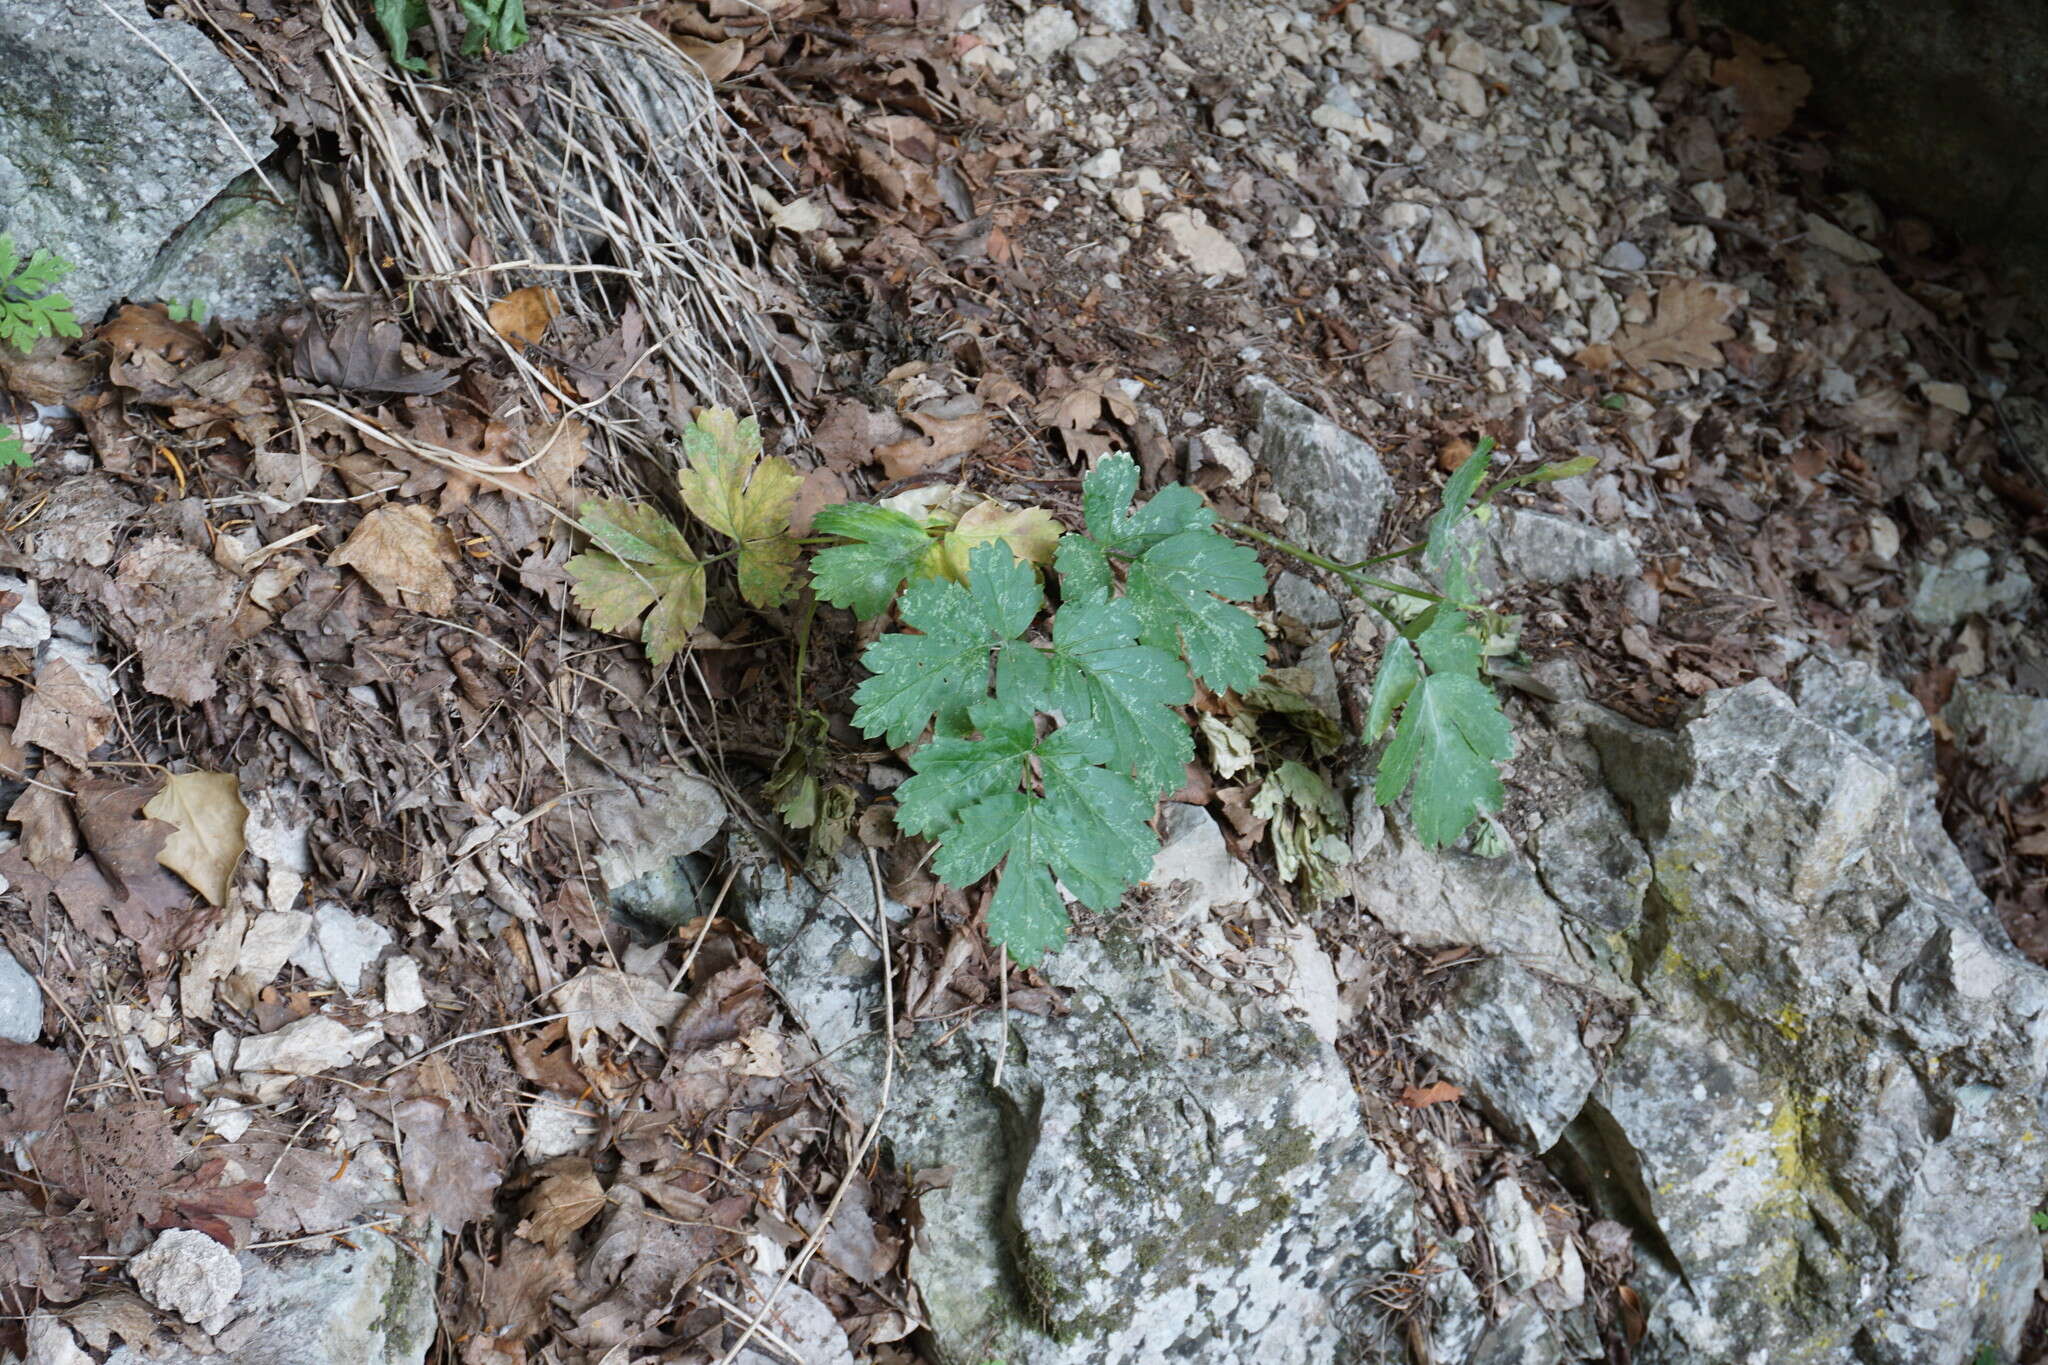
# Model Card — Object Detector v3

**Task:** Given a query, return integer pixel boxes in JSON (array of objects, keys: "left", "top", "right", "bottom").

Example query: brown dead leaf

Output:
[
  {"left": 9, "top": 775, "right": 77, "bottom": 874},
  {"left": 878, "top": 409, "right": 990, "bottom": 480},
  {"left": 0, "top": 1042, "right": 71, "bottom": 1142},
  {"left": 1711, "top": 33, "right": 1811, "bottom": 141},
  {"left": 100, "top": 537, "right": 240, "bottom": 705},
  {"left": 0, "top": 1189, "right": 94, "bottom": 1302},
  {"left": 1036, "top": 366, "right": 1139, "bottom": 462},
  {"left": 12, "top": 658, "right": 113, "bottom": 767},
  {"left": 34, "top": 1102, "right": 185, "bottom": 1230},
  {"left": 291, "top": 309, "right": 456, "bottom": 395},
  {"left": 812, "top": 401, "right": 908, "bottom": 471},
  {"left": 789, "top": 468, "right": 848, "bottom": 535},
  {"left": 1398, "top": 1081, "right": 1464, "bottom": 1108},
  {"left": 329, "top": 504, "right": 459, "bottom": 615},
  {"left": 556, "top": 967, "right": 686, "bottom": 1069},
  {"left": 675, "top": 35, "right": 745, "bottom": 81},
  {"left": 487, "top": 287, "right": 561, "bottom": 350},
  {"left": 395, "top": 1098, "right": 505, "bottom": 1230},
  {"left": 1613, "top": 280, "right": 1737, "bottom": 371},
  {"left": 57, "top": 777, "right": 204, "bottom": 968},
  {"left": 144, "top": 772, "right": 247, "bottom": 908},
  {"left": 515, "top": 1156, "right": 607, "bottom": 1251}
]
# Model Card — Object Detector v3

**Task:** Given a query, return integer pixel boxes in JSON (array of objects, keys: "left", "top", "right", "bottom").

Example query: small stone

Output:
[
  {"left": 524, "top": 1097, "right": 602, "bottom": 1160},
  {"left": 1437, "top": 68, "right": 1488, "bottom": 119},
  {"left": 1189, "top": 427, "right": 1254, "bottom": 486},
  {"left": 0, "top": 575, "right": 51, "bottom": 652},
  {"left": 1076, "top": 146, "right": 1122, "bottom": 180},
  {"left": 1921, "top": 380, "right": 1970, "bottom": 415},
  {"left": 0, "top": 947, "right": 41, "bottom": 1043},
  {"left": 1945, "top": 683, "right": 2048, "bottom": 792},
  {"left": 236, "top": 1014, "right": 383, "bottom": 1078},
  {"left": 1019, "top": 5, "right": 1080, "bottom": 60},
  {"left": 287, "top": 902, "right": 394, "bottom": 996},
  {"left": 383, "top": 956, "right": 426, "bottom": 1014},
  {"left": 1416, "top": 211, "right": 1485, "bottom": 273},
  {"left": 1907, "top": 547, "right": 2032, "bottom": 627},
  {"left": 1803, "top": 212, "right": 1884, "bottom": 264},
  {"left": 1413, "top": 957, "right": 1598, "bottom": 1150},
  {"left": 1357, "top": 22, "right": 1423, "bottom": 68},
  {"left": 1073, "top": 0, "right": 1136, "bottom": 32},
  {"left": 1599, "top": 240, "right": 1647, "bottom": 271},
  {"left": 1148, "top": 805, "right": 1253, "bottom": 919},
  {"left": 1157, "top": 209, "right": 1248, "bottom": 278},
  {"left": 1483, "top": 1179, "right": 1551, "bottom": 1295},
  {"left": 1111, "top": 187, "right": 1146, "bottom": 221},
  {"left": 1240, "top": 376, "right": 1395, "bottom": 565},
  {"left": 1442, "top": 31, "right": 1490, "bottom": 75},
  {"left": 1273, "top": 571, "right": 1343, "bottom": 629},
  {"left": 131, "top": 1228, "right": 242, "bottom": 1332}
]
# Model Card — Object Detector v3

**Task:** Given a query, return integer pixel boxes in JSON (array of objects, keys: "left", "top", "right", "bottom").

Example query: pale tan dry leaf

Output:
[
  {"left": 555, "top": 967, "right": 686, "bottom": 1068},
  {"left": 12, "top": 658, "right": 113, "bottom": 767},
  {"left": 101, "top": 537, "right": 239, "bottom": 705},
  {"left": 394, "top": 1098, "right": 504, "bottom": 1230},
  {"left": 877, "top": 410, "right": 990, "bottom": 480},
  {"left": 487, "top": 286, "right": 560, "bottom": 350},
  {"left": 1710, "top": 34, "right": 1811, "bottom": 141},
  {"left": 143, "top": 772, "right": 247, "bottom": 908},
  {"left": 7, "top": 778, "right": 76, "bottom": 874},
  {"left": 675, "top": 35, "right": 745, "bottom": 82},
  {"left": 329, "top": 504, "right": 459, "bottom": 615},
  {"left": 515, "top": 1157, "right": 607, "bottom": 1251},
  {"left": 1612, "top": 280, "right": 1737, "bottom": 371}
]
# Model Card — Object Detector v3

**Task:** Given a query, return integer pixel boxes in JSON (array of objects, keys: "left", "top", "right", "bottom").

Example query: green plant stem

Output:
[{"left": 1221, "top": 521, "right": 1442, "bottom": 622}]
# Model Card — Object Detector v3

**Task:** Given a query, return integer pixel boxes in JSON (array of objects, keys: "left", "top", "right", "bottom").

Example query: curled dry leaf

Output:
[
  {"left": 12, "top": 657, "right": 112, "bottom": 767},
  {"left": 878, "top": 409, "right": 990, "bottom": 480},
  {"left": 515, "top": 1156, "right": 607, "bottom": 1251},
  {"left": 329, "top": 503, "right": 460, "bottom": 615},
  {"left": 1612, "top": 280, "right": 1737, "bottom": 371},
  {"left": 1399, "top": 1080, "right": 1464, "bottom": 1108},
  {"left": 555, "top": 966, "right": 686, "bottom": 1069},
  {"left": 487, "top": 286, "right": 561, "bottom": 350},
  {"left": 394, "top": 1098, "right": 505, "bottom": 1230},
  {"left": 101, "top": 538, "right": 239, "bottom": 705},
  {"left": 143, "top": 772, "right": 248, "bottom": 908}
]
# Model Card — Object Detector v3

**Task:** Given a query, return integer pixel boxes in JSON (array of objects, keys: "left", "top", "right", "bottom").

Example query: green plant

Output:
[
  {"left": 578, "top": 415, "right": 1589, "bottom": 967},
  {"left": 563, "top": 408, "right": 800, "bottom": 667},
  {"left": 2033, "top": 1210, "right": 2048, "bottom": 1232},
  {"left": 0, "top": 234, "right": 82, "bottom": 468},
  {"left": 0, "top": 235, "right": 80, "bottom": 354},
  {"left": 375, "top": 0, "right": 528, "bottom": 72},
  {"left": 832, "top": 453, "right": 1267, "bottom": 964},
  {"left": 164, "top": 297, "right": 209, "bottom": 324}
]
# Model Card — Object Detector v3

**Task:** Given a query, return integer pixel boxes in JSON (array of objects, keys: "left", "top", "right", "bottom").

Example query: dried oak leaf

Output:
[
  {"left": 811, "top": 400, "right": 908, "bottom": 471},
  {"left": 144, "top": 771, "right": 247, "bottom": 908},
  {"left": 8, "top": 773, "right": 78, "bottom": 874},
  {"left": 394, "top": 1098, "right": 505, "bottom": 1230},
  {"left": 100, "top": 537, "right": 239, "bottom": 704},
  {"left": 1710, "top": 33, "right": 1812, "bottom": 141},
  {"left": 556, "top": 966, "right": 686, "bottom": 1069},
  {"left": 0, "top": 1190, "right": 93, "bottom": 1302},
  {"left": 290, "top": 309, "right": 455, "bottom": 396},
  {"left": 1035, "top": 366, "right": 1137, "bottom": 462},
  {"left": 877, "top": 408, "right": 990, "bottom": 480},
  {"left": 514, "top": 1156, "right": 606, "bottom": 1251},
  {"left": 458, "top": 1240, "right": 576, "bottom": 1348},
  {"left": 12, "top": 657, "right": 113, "bottom": 767},
  {"left": 1400, "top": 1081, "right": 1464, "bottom": 1108},
  {"left": 487, "top": 286, "right": 560, "bottom": 350},
  {"left": 1612, "top": 280, "right": 1737, "bottom": 371},
  {"left": 57, "top": 777, "right": 205, "bottom": 970},
  {"left": 34, "top": 1102, "right": 185, "bottom": 1231},
  {"left": 0, "top": 1041, "right": 71, "bottom": 1142},
  {"left": 328, "top": 503, "right": 459, "bottom": 615}
]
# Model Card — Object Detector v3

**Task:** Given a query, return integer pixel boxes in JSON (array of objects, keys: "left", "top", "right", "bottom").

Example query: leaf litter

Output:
[{"left": 0, "top": 0, "right": 2044, "bottom": 1359}]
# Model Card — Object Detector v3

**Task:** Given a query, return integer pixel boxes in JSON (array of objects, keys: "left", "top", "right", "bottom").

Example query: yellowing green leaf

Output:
[
  {"left": 144, "top": 771, "right": 247, "bottom": 907},
  {"left": 565, "top": 499, "right": 706, "bottom": 668},
  {"left": 931, "top": 500, "right": 1062, "bottom": 584},
  {"left": 675, "top": 408, "right": 802, "bottom": 608}
]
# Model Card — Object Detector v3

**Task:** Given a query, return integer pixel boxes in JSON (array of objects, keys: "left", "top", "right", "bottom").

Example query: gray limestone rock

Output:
[
  {"left": 1792, "top": 651, "right": 2002, "bottom": 939},
  {"left": 1074, "top": 0, "right": 1138, "bottom": 31},
  {"left": 1478, "top": 509, "right": 1640, "bottom": 590},
  {"left": 1239, "top": 376, "right": 1395, "bottom": 566},
  {"left": 1271, "top": 570, "right": 1343, "bottom": 629},
  {"left": 0, "top": 0, "right": 275, "bottom": 322},
  {"left": 107, "top": 1225, "right": 437, "bottom": 1365},
  {"left": 740, "top": 851, "right": 1480, "bottom": 1365},
  {"left": 1944, "top": 679, "right": 2048, "bottom": 792},
  {"left": 134, "top": 171, "right": 339, "bottom": 321},
  {"left": 0, "top": 945, "right": 41, "bottom": 1043},
  {"left": 1906, "top": 546, "right": 2032, "bottom": 626},
  {"left": 1569, "top": 682, "right": 2048, "bottom": 1365},
  {"left": 1411, "top": 957, "right": 1597, "bottom": 1152}
]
